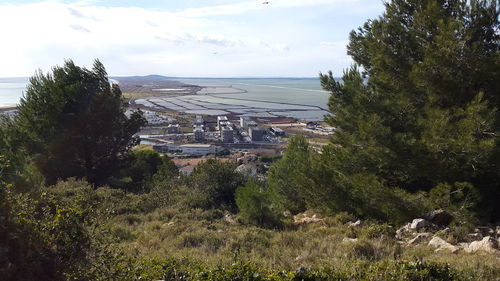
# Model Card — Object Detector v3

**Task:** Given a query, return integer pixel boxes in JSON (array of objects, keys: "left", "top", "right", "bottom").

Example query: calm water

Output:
[
  {"left": 0, "top": 77, "right": 28, "bottom": 107},
  {"left": 0, "top": 77, "right": 333, "bottom": 120},
  {"left": 174, "top": 78, "right": 331, "bottom": 120}
]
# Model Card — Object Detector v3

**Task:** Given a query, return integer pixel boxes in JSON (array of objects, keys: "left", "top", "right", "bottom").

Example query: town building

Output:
[
  {"left": 270, "top": 127, "right": 285, "bottom": 137},
  {"left": 240, "top": 116, "right": 250, "bottom": 128},
  {"left": 195, "top": 115, "right": 204, "bottom": 126},
  {"left": 141, "top": 110, "right": 169, "bottom": 125},
  {"left": 217, "top": 116, "right": 228, "bottom": 130},
  {"left": 193, "top": 126, "right": 205, "bottom": 141},
  {"left": 246, "top": 120, "right": 258, "bottom": 129},
  {"left": 166, "top": 124, "right": 180, "bottom": 134},
  {"left": 221, "top": 126, "right": 234, "bottom": 143},
  {"left": 249, "top": 127, "right": 265, "bottom": 141},
  {"left": 153, "top": 144, "right": 216, "bottom": 155}
]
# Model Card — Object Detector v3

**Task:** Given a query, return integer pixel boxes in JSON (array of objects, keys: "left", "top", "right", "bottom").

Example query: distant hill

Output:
[{"left": 112, "top": 75, "right": 200, "bottom": 95}]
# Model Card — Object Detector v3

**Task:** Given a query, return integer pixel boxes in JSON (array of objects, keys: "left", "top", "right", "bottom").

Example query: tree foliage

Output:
[
  {"left": 14, "top": 60, "right": 146, "bottom": 186},
  {"left": 318, "top": 0, "right": 500, "bottom": 222},
  {"left": 110, "top": 149, "right": 178, "bottom": 193},
  {"left": 235, "top": 179, "right": 282, "bottom": 228},
  {"left": 187, "top": 159, "right": 245, "bottom": 210}
]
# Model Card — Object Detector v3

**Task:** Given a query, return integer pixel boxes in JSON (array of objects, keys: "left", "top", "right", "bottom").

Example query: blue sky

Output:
[{"left": 0, "top": 0, "right": 385, "bottom": 77}]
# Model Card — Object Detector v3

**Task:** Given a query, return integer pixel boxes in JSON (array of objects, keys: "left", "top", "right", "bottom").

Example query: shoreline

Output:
[{"left": 0, "top": 105, "right": 17, "bottom": 112}]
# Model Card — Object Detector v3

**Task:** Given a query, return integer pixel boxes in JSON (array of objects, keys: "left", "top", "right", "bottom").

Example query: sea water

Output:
[
  {"left": 0, "top": 77, "right": 28, "bottom": 107},
  {"left": 0, "top": 77, "right": 333, "bottom": 120}
]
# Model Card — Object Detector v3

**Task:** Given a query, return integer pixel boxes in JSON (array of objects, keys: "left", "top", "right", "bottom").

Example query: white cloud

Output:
[
  {"left": 181, "top": 0, "right": 359, "bottom": 17},
  {"left": 0, "top": 0, "right": 382, "bottom": 77}
]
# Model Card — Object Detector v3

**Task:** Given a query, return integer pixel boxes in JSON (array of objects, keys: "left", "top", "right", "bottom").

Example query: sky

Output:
[{"left": 0, "top": 0, "right": 385, "bottom": 77}]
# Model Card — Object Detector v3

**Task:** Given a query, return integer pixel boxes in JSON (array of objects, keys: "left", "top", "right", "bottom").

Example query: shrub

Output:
[
  {"left": 187, "top": 159, "right": 245, "bottom": 210},
  {"left": 235, "top": 180, "right": 282, "bottom": 228}
]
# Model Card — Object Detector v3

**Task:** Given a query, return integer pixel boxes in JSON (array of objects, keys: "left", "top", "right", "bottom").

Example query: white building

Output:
[
  {"left": 193, "top": 126, "right": 205, "bottom": 141},
  {"left": 217, "top": 116, "right": 228, "bottom": 130},
  {"left": 153, "top": 144, "right": 216, "bottom": 155},
  {"left": 166, "top": 124, "right": 180, "bottom": 134}
]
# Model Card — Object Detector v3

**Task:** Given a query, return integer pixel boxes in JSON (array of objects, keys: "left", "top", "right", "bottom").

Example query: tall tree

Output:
[
  {"left": 320, "top": 0, "right": 500, "bottom": 221},
  {"left": 14, "top": 60, "right": 146, "bottom": 186}
]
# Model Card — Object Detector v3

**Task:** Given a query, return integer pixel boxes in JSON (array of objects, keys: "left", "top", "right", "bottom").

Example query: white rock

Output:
[
  {"left": 348, "top": 220, "right": 363, "bottom": 227},
  {"left": 428, "top": 236, "right": 449, "bottom": 248},
  {"left": 428, "top": 236, "right": 459, "bottom": 253},
  {"left": 342, "top": 237, "right": 358, "bottom": 243},
  {"left": 465, "top": 236, "right": 499, "bottom": 253},
  {"left": 410, "top": 219, "right": 429, "bottom": 231}
]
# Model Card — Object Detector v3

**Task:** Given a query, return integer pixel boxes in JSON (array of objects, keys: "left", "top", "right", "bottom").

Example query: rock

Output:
[
  {"left": 407, "top": 233, "right": 431, "bottom": 246},
  {"left": 224, "top": 214, "right": 236, "bottom": 224},
  {"left": 435, "top": 244, "right": 460, "bottom": 253},
  {"left": 410, "top": 219, "right": 429, "bottom": 232},
  {"left": 396, "top": 223, "right": 411, "bottom": 240},
  {"left": 427, "top": 209, "right": 454, "bottom": 226},
  {"left": 465, "top": 236, "right": 499, "bottom": 253},
  {"left": 347, "top": 220, "right": 363, "bottom": 227},
  {"left": 475, "top": 227, "right": 495, "bottom": 236},
  {"left": 428, "top": 236, "right": 449, "bottom": 248},
  {"left": 428, "top": 236, "right": 460, "bottom": 253},
  {"left": 293, "top": 212, "right": 324, "bottom": 225},
  {"left": 342, "top": 237, "right": 358, "bottom": 243}
]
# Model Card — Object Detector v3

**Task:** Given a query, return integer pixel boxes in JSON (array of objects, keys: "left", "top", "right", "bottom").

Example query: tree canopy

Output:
[
  {"left": 319, "top": 0, "right": 500, "bottom": 221},
  {"left": 13, "top": 60, "right": 146, "bottom": 186}
]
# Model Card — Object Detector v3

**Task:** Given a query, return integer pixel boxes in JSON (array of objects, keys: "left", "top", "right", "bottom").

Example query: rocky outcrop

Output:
[
  {"left": 464, "top": 236, "right": 499, "bottom": 253},
  {"left": 428, "top": 236, "right": 460, "bottom": 253},
  {"left": 395, "top": 216, "right": 500, "bottom": 255},
  {"left": 347, "top": 220, "right": 363, "bottom": 228},
  {"left": 293, "top": 212, "right": 324, "bottom": 225},
  {"left": 409, "top": 219, "right": 429, "bottom": 231}
]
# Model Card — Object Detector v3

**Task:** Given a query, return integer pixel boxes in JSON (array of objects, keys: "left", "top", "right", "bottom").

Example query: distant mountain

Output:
[{"left": 111, "top": 74, "right": 175, "bottom": 82}]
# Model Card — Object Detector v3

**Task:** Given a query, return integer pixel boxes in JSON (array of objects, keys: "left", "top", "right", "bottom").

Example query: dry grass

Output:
[{"left": 103, "top": 206, "right": 500, "bottom": 280}]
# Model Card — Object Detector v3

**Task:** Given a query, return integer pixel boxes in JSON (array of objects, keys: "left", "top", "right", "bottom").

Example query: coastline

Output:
[{"left": 0, "top": 105, "right": 17, "bottom": 112}]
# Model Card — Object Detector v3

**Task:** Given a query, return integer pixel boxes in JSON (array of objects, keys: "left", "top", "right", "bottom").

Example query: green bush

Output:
[
  {"left": 235, "top": 180, "right": 282, "bottom": 228},
  {"left": 187, "top": 159, "right": 245, "bottom": 210}
]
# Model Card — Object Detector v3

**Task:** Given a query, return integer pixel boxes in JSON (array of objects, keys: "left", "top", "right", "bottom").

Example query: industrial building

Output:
[{"left": 249, "top": 127, "right": 265, "bottom": 141}]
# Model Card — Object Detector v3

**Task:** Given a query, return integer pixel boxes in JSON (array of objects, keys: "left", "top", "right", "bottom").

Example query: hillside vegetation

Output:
[{"left": 1, "top": 0, "right": 500, "bottom": 280}]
